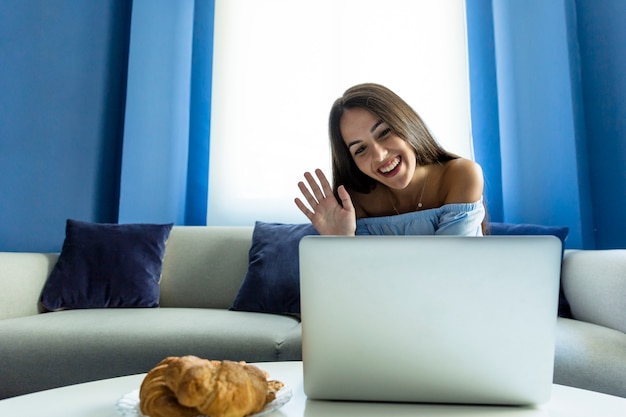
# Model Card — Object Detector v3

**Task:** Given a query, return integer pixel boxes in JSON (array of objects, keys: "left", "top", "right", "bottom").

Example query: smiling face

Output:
[{"left": 340, "top": 107, "right": 418, "bottom": 190}]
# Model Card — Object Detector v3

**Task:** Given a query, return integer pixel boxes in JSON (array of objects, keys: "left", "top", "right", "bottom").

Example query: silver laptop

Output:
[{"left": 299, "top": 235, "right": 562, "bottom": 406}]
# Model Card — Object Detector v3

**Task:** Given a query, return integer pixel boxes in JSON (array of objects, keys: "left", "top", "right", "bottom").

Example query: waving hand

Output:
[{"left": 294, "top": 169, "right": 356, "bottom": 236}]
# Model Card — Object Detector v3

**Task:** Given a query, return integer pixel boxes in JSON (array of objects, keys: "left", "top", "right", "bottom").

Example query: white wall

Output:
[{"left": 208, "top": 0, "right": 472, "bottom": 225}]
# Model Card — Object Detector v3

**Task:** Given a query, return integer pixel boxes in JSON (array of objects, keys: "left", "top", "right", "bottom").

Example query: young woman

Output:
[{"left": 295, "top": 83, "right": 485, "bottom": 236}]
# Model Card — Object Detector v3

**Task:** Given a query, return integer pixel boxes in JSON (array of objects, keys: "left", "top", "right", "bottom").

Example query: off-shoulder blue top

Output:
[{"left": 355, "top": 199, "right": 485, "bottom": 236}]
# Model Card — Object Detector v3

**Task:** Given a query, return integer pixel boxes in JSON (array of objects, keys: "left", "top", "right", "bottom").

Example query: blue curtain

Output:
[
  {"left": 119, "top": 0, "right": 608, "bottom": 249},
  {"left": 186, "top": 0, "right": 215, "bottom": 225},
  {"left": 467, "top": 0, "right": 595, "bottom": 249},
  {"left": 118, "top": 0, "right": 213, "bottom": 226}
]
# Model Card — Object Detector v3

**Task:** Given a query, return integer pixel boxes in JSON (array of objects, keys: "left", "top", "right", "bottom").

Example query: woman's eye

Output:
[
  {"left": 354, "top": 145, "right": 366, "bottom": 156},
  {"left": 379, "top": 128, "right": 392, "bottom": 138}
]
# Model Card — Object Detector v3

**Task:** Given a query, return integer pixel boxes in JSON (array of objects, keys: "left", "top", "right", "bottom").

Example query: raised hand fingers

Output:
[
  {"left": 297, "top": 178, "right": 320, "bottom": 210},
  {"left": 294, "top": 197, "right": 312, "bottom": 219},
  {"left": 336, "top": 184, "right": 354, "bottom": 210},
  {"left": 314, "top": 169, "right": 334, "bottom": 198},
  {"left": 294, "top": 171, "right": 357, "bottom": 235},
  {"left": 303, "top": 170, "right": 327, "bottom": 203}
]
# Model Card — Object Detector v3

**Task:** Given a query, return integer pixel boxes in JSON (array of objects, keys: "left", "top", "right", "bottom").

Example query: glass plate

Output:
[{"left": 117, "top": 385, "right": 292, "bottom": 417}]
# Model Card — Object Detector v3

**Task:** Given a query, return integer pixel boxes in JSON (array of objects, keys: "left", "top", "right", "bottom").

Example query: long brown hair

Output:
[{"left": 329, "top": 83, "right": 458, "bottom": 195}]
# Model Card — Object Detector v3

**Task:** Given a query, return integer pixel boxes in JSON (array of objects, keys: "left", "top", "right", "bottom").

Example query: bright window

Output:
[{"left": 208, "top": 0, "right": 472, "bottom": 225}]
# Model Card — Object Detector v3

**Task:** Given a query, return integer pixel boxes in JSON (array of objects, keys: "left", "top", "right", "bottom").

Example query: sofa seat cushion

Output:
[
  {"left": 554, "top": 317, "right": 626, "bottom": 398},
  {"left": 0, "top": 308, "right": 302, "bottom": 399}
]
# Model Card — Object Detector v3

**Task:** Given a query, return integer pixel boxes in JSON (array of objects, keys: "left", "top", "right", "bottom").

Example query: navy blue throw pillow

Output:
[
  {"left": 488, "top": 222, "right": 569, "bottom": 249},
  {"left": 231, "top": 221, "right": 318, "bottom": 314},
  {"left": 488, "top": 222, "right": 571, "bottom": 317},
  {"left": 39, "top": 219, "right": 173, "bottom": 311}
]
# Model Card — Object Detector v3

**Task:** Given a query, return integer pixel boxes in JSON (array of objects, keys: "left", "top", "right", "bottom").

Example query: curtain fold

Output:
[
  {"left": 466, "top": 0, "right": 503, "bottom": 223},
  {"left": 467, "top": 0, "right": 594, "bottom": 249},
  {"left": 186, "top": 0, "right": 215, "bottom": 225},
  {"left": 118, "top": 0, "right": 213, "bottom": 226}
]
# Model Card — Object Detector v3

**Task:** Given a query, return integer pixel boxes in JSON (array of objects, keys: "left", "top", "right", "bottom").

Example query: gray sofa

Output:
[
  {"left": 0, "top": 226, "right": 624, "bottom": 400},
  {"left": 555, "top": 249, "right": 626, "bottom": 398},
  {"left": 0, "top": 226, "right": 301, "bottom": 400}
]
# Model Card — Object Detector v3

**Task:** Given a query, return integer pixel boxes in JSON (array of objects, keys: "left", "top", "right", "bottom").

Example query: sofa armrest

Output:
[
  {"left": 0, "top": 252, "right": 58, "bottom": 320},
  {"left": 561, "top": 250, "right": 626, "bottom": 334}
]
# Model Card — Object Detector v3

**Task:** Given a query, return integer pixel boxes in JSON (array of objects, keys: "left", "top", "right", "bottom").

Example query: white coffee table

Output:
[{"left": 0, "top": 361, "right": 624, "bottom": 417}]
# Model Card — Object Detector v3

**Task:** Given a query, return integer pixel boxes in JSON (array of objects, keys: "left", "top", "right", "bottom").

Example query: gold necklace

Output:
[{"left": 386, "top": 172, "right": 429, "bottom": 215}]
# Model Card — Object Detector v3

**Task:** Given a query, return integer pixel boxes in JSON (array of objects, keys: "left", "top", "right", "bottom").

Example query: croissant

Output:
[
  {"left": 165, "top": 356, "right": 269, "bottom": 417},
  {"left": 139, "top": 357, "right": 200, "bottom": 417},
  {"left": 139, "top": 356, "right": 285, "bottom": 417}
]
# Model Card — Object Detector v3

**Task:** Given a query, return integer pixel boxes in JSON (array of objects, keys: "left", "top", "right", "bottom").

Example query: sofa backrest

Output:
[
  {"left": 562, "top": 249, "right": 626, "bottom": 334},
  {"left": 0, "top": 252, "right": 58, "bottom": 320},
  {"left": 159, "top": 226, "right": 254, "bottom": 309}
]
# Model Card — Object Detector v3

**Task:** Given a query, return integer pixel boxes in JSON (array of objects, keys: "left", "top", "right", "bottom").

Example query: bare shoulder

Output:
[{"left": 439, "top": 158, "right": 484, "bottom": 204}]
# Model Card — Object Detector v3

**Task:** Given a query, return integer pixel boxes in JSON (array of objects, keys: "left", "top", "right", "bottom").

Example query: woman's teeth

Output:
[{"left": 379, "top": 157, "right": 400, "bottom": 174}]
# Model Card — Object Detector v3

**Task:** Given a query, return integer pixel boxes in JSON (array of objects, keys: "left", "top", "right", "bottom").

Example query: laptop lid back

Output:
[{"left": 299, "top": 235, "right": 561, "bottom": 405}]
